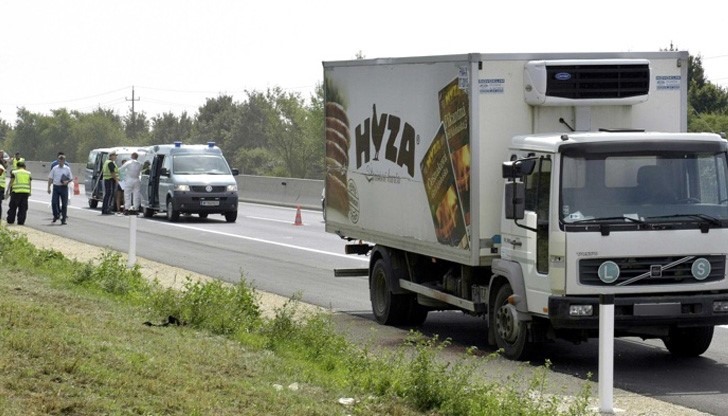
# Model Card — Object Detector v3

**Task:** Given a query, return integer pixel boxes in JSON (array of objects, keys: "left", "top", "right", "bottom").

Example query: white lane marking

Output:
[
  {"left": 28, "top": 199, "right": 365, "bottom": 263},
  {"left": 246, "top": 215, "right": 295, "bottom": 224},
  {"left": 164, "top": 222, "right": 368, "bottom": 261}
]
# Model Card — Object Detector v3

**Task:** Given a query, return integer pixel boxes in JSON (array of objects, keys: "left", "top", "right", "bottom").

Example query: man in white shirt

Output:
[
  {"left": 47, "top": 154, "right": 73, "bottom": 224},
  {"left": 119, "top": 152, "right": 143, "bottom": 214}
]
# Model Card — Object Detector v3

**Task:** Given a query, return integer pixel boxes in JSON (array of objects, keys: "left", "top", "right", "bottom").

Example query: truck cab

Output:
[{"left": 139, "top": 142, "right": 239, "bottom": 222}]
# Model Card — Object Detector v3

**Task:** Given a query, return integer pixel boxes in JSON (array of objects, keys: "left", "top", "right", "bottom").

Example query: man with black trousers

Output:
[
  {"left": 101, "top": 151, "right": 119, "bottom": 215},
  {"left": 47, "top": 154, "right": 73, "bottom": 224}
]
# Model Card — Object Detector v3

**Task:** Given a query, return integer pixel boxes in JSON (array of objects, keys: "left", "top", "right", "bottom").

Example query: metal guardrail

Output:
[{"left": 24, "top": 161, "right": 324, "bottom": 211}]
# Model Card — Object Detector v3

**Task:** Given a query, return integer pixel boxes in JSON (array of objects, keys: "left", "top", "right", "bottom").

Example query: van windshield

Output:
[{"left": 172, "top": 154, "right": 232, "bottom": 175}]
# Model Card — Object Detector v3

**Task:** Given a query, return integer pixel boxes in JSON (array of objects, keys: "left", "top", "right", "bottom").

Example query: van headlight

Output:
[
  {"left": 174, "top": 184, "right": 190, "bottom": 192},
  {"left": 227, "top": 184, "right": 238, "bottom": 192}
]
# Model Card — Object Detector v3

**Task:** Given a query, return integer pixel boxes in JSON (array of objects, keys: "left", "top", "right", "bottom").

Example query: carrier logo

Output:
[
  {"left": 354, "top": 104, "right": 416, "bottom": 177},
  {"left": 555, "top": 72, "right": 572, "bottom": 81}
]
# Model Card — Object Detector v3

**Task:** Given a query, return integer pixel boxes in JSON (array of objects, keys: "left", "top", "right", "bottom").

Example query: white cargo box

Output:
[{"left": 323, "top": 51, "right": 688, "bottom": 266}]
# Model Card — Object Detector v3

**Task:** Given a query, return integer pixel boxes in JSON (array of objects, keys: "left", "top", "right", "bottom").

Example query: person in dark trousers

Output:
[
  {"left": 47, "top": 154, "right": 73, "bottom": 224},
  {"left": 101, "top": 152, "right": 119, "bottom": 215},
  {"left": 6, "top": 161, "right": 31, "bottom": 225},
  {"left": 0, "top": 157, "right": 6, "bottom": 215}
]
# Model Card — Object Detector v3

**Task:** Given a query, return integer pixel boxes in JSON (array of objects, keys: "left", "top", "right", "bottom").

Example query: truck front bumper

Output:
[{"left": 548, "top": 293, "right": 728, "bottom": 329}]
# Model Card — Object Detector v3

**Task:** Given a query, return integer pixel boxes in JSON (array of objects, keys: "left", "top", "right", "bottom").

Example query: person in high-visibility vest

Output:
[
  {"left": 101, "top": 151, "right": 119, "bottom": 215},
  {"left": 6, "top": 161, "right": 32, "bottom": 225},
  {"left": 0, "top": 157, "right": 6, "bottom": 216},
  {"left": 11, "top": 152, "right": 25, "bottom": 170}
]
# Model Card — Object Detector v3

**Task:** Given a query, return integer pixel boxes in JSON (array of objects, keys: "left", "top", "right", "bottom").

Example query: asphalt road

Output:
[{"left": 15, "top": 182, "right": 728, "bottom": 415}]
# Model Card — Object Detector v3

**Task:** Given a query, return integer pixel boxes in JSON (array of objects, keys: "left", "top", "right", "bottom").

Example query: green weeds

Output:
[{"left": 0, "top": 227, "right": 594, "bottom": 415}]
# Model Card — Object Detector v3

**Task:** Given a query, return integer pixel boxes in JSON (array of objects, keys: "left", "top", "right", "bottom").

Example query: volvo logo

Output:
[
  {"left": 205, "top": 185, "right": 212, "bottom": 192},
  {"left": 555, "top": 72, "right": 572, "bottom": 81}
]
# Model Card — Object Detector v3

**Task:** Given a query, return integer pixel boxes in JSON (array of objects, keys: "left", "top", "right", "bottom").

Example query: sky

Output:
[{"left": 1, "top": 0, "right": 727, "bottom": 126}]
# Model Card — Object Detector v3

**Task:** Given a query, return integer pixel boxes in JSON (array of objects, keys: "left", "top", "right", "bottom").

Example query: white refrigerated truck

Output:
[{"left": 323, "top": 51, "right": 728, "bottom": 360}]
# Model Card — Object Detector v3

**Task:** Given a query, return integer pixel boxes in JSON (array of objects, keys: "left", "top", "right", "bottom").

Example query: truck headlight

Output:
[
  {"left": 227, "top": 184, "right": 238, "bottom": 192},
  {"left": 175, "top": 184, "right": 190, "bottom": 192},
  {"left": 713, "top": 301, "right": 728, "bottom": 313},
  {"left": 569, "top": 305, "right": 593, "bottom": 316}
]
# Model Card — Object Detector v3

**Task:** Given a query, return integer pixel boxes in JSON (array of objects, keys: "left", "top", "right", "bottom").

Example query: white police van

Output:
[
  {"left": 140, "top": 142, "right": 239, "bottom": 222},
  {"left": 84, "top": 146, "right": 148, "bottom": 209}
]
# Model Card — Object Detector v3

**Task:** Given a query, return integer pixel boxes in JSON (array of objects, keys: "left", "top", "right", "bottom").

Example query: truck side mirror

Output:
[
  {"left": 502, "top": 158, "right": 536, "bottom": 178},
  {"left": 160, "top": 167, "right": 170, "bottom": 177},
  {"left": 231, "top": 168, "right": 239, "bottom": 176},
  {"left": 505, "top": 182, "right": 525, "bottom": 220}
]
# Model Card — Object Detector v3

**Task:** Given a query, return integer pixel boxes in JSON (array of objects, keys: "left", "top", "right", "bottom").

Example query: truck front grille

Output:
[{"left": 579, "top": 255, "right": 725, "bottom": 286}]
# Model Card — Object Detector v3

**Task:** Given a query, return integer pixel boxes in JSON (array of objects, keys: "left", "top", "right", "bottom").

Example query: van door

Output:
[
  {"left": 148, "top": 155, "right": 164, "bottom": 208},
  {"left": 89, "top": 152, "right": 107, "bottom": 205}
]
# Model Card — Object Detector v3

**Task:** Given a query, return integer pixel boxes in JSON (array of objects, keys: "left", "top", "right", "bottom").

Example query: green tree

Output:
[
  {"left": 71, "top": 108, "right": 126, "bottom": 163},
  {"left": 688, "top": 54, "right": 728, "bottom": 132},
  {"left": 264, "top": 87, "right": 321, "bottom": 178},
  {"left": 193, "top": 95, "right": 242, "bottom": 152},
  {"left": 151, "top": 111, "right": 194, "bottom": 144}
]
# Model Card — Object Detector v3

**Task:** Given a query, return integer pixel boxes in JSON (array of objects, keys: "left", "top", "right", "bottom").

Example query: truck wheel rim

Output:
[{"left": 496, "top": 303, "right": 520, "bottom": 343}]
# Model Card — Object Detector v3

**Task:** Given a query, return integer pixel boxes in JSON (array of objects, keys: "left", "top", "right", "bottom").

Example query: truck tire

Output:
[
  {"left": 662, "top": 326, "right": 714, "bottom": 357},
  {"left": 166, "top": 199, "right": 180, "bottom": 222},
  {"left": 143, "top": 207, "right": 154, "bottom": 218},
  {"left": 370, "top": 258, "right": 423, "bottom": 326},
  {"left": 224, "top": 211, "right": 237, "bottom": 223},
  {"left": 492, "top": 284, "right": 529, "bottom": 360}
]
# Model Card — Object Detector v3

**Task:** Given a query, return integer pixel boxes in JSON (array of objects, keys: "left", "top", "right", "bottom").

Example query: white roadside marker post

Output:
[{"left": 599, "top": 294, "right": 615, "bottom": 414}]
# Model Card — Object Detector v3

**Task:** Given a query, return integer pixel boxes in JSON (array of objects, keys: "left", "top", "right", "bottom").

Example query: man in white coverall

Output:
[{"left": 119, "top": 152, "right": 143, "bottom": 215}]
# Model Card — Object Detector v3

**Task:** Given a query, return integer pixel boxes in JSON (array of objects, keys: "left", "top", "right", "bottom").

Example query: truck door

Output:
[{"left": 502, "top": 154, "right": 552, "bottom": 309}]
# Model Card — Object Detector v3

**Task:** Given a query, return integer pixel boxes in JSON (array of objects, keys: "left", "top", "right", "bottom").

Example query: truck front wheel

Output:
[
  {"left": 662, "top": 326, "right": 714, "bottom": 357},
  {"left": 370, "top": 258, "right": 425, "bottom": 326},
  {"left": 492, "top": 284, "right": 529, "bottom": 360}
]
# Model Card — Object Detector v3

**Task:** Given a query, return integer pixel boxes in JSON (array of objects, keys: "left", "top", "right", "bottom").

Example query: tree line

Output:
[
  {"left": 0, "top": 53, "right": 727, "bottom": 180},
  {"left": 0, "top": 86, "right": 325, "bottom": 179}
]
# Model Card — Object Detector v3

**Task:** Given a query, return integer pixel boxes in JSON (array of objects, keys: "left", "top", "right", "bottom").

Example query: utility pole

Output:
[{"left": 126, "top": 86, "right": 140, "bottom": 140}]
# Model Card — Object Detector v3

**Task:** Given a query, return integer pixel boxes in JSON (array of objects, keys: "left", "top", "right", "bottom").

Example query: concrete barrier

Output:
[{"left": 24, "top": 161, "right": 324, "bottom": 211}]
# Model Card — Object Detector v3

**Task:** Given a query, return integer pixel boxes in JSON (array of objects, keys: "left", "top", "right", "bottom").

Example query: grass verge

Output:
[{"left": 0, "top": 226, "right": 593, "bottom": 415}]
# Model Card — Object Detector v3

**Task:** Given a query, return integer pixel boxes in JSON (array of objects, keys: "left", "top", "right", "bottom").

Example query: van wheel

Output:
[
  {"left": 89, "top": 199, "right": 98, "bottom": 209},
  {"left": 224, "top": 211, "right": 237, "bottom": 223},
  {"left": 491, "top": 284, "right": 530, "bottom": 360},
  {"left": 143, "top": 207, "right": 154, "bottom": 218},
  {"left": 166, "top": 200, "right": 180, "bottom": 222}
]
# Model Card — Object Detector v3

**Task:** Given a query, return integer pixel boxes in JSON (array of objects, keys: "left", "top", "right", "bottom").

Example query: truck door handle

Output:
[{"left": 505, "top": 238, "right": 522, "bottom": 247}]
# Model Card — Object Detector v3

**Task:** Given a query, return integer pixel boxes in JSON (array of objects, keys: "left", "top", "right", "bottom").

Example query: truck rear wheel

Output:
[
  {"left": 370, "top": 258, "right": 425, "bottom": 326},
  {"left": 492, "top": 284, "right": 529, "bottom": 360},
  {"left": 662, "top": 326, "right": 714, "bottom": 357}
]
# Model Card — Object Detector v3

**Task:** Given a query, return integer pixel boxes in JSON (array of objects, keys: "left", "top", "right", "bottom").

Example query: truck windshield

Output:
[
  {"left": 172, "top": 154, "right": 232, "bottom": 175},
  {"left": 560, "top": 143, "right": 728, "bottom": 229}
]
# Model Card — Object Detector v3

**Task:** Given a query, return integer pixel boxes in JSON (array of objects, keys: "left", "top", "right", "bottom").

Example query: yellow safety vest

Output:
[
  {"left": 103, "top": 159, "right": 117, "bottom": 180},
  {"left": 12, "top": 158, "right": 25, "bottom": 170},
  {"left": 11, "top": 169, "right": 31, "bottom": 194},
  {"left": 0, "top": 166, "right": 5, "bottom": 188}
]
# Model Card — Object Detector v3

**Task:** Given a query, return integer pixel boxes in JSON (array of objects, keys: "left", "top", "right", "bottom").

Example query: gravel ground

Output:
[{"left": 11, "top": 226, "right": 713, "bottom": 416}]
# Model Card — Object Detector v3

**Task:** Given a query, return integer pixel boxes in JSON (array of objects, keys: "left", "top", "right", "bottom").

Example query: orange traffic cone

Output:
[
  {"left": 73, "top": 177, "right": 80, "bottom": 195},
  {"left": 293, "top": 206, "right": 303, "bottom": 226}
]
